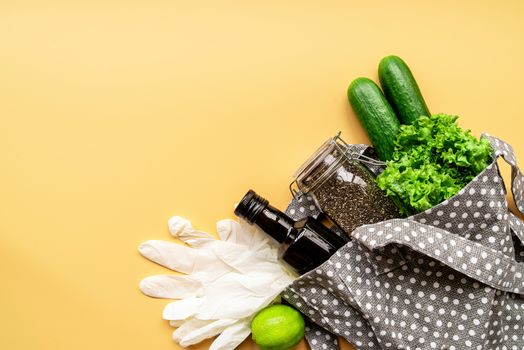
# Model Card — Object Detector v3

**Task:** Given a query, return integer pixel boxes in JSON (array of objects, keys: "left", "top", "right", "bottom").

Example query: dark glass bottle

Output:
[{"left": 234, "top": 190, "right": 349, "bottom": 275}]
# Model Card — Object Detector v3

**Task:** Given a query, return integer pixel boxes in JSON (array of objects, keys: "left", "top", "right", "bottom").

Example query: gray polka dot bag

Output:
[{"left": 283, "top": 134, "right": 524, "bottom": 350}]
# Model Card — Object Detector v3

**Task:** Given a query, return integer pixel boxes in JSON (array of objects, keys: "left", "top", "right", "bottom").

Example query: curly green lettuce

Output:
[{"left": 376, "top": 114, "right": 492, "bottom": 214}]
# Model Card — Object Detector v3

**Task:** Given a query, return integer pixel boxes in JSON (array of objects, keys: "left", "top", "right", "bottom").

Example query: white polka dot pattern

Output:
[
  {"left": 303, "top": 323, "right": 339, "bottom": 350},
  {"left": 483, "top": 133, "right": 524, "bottom": 215},
  {"left": 409, "top": 159, "right": 513, "bottom": 256},
  {"left": 352, "top": 219, "right": 524, "bottom": 293},
  {"left": 284, "top": 135, "right": 524, "bottom": 350},
  {"left": 508, "top": 213, "right": 524, "bottom": 246}
]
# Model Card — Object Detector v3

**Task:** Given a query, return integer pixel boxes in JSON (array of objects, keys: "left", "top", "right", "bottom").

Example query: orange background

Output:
[{"left": 1, "top": 1, "right": 524, "bottom": 349}]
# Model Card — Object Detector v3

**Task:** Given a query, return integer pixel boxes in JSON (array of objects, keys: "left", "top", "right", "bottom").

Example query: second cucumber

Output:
[
  {"left": 348, "top": 77, "right": 400, "bottom": 161},
  {"left": 378, "top": 55, "right": 430, "bottom": 124}
]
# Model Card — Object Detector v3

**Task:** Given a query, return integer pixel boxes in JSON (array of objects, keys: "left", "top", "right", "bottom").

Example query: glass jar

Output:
[{"left": 290, "top": 133, "right": 401, "bottom": 235}]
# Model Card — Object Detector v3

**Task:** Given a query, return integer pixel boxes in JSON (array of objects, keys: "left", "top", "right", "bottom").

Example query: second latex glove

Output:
[{"left": 139, "top": 216, "right": 296, "bottom": 349}]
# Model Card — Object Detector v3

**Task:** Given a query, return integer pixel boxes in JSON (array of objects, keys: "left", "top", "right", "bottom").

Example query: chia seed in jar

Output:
[{"left": 291, "top": 134, "right": 401, "bottom": 235}]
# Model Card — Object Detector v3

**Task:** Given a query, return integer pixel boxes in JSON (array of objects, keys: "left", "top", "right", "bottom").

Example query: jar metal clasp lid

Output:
[{"left": 289, "top": 132, "right": 386, "bottom": 199}]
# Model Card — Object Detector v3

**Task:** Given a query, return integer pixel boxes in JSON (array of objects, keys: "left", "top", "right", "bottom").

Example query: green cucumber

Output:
[
  {"left": 347, "top": 77, "right": 400, "bottom": 161},
  {"left": 378, "top": 55, "right": 430, "bottom": 124}
]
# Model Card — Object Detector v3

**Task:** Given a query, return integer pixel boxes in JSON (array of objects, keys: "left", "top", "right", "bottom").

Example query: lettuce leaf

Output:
[{"left": 376, "top": 114, "right": 492, "bottom": 214}]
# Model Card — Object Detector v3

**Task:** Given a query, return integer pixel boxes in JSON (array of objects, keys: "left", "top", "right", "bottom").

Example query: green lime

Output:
[{"left": 251, "top": 304, "right": 305, "bottom": 350}]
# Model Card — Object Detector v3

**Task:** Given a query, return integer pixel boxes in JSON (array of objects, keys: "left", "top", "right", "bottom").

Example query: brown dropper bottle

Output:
[{"left": 234, "top": 190, "right": 348, "bottom": 275}]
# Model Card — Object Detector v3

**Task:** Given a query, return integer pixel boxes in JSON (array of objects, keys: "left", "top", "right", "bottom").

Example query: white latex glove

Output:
[{"left": 139, "top": 216, "right": 296, "bottom": 350}]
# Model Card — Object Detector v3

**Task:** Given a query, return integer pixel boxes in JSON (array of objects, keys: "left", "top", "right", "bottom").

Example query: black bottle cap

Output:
[{"left": 234, "top": 190, "right": 269, "bottom": 224}]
